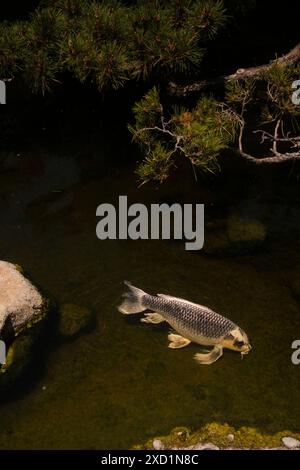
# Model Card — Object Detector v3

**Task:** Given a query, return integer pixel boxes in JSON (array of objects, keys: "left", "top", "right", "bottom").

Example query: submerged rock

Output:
[
  {"left": 0, "top": 260, "right": 47, "bottom": 338},
  {"left": 58, "top": 303, "right": 95, "bottom": 339},
  {"left": 226, "top": 215, "right": 266, "bottom": 253},
  {"left": 203, "top": 215, "right": 267, "bottom": 256}
]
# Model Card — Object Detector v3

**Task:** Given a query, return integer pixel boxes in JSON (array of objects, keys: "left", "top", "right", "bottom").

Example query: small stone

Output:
[
  {"left": 227, "top": 434, "right": 234, "bottom": 441},
  {"left": 42, "top": 386, "right": 47, "bottom": 391},
  {"left": 153, "top": 439, "right": 164, "bottom": 450},
  {"left": 282, "top": 437, "right": 300, "bottom": 449},
  {"left": 192, "top": 442, "right": 219, "bottom": 450}
]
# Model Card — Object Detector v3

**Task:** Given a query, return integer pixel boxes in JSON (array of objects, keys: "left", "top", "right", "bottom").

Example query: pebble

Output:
[
  {"left": 227, "top": 434, "right": 235, "bottom": 441},
  {"left": 152, "top": 439, "right": 165, "bottom": 450},
  {"left": 282, "top": 437, "right": 300, "bottom": 449},
  {"left": 191, "top": 443, "right": 219, "bottom": 450}
]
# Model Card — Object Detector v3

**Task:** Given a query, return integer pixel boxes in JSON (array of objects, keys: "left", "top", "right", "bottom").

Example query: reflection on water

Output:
[{"left": 0, "top": 150, "right": 299, "bottom": 449}]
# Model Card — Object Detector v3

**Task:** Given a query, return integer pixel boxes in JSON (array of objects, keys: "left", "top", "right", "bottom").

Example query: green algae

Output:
[
  {"left": 13, "top": 264, "right": 24, "bottom": 273},
  {"left": 135, "top": 423, "right": 300, "bottom": 450},
  {"left": 58, "top": 303, "right": 95, "bottom": 339},
  {"left": 203, "top": 215, "right": 267, "bottom": 256},
  {"left": 226, "top": 215, "right": 266, "bottom": 252}
]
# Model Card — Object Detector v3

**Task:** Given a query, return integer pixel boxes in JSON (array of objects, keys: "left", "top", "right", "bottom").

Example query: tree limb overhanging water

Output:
[{"left": 168, "top": 42, "right": 300, "bottom": 96}]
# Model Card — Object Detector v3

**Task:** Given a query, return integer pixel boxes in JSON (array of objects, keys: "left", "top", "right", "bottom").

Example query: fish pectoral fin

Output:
[
  {"left": 141, "top": 313, "right": 165, "bottom": 324},
  {"left": 194, "top": 345, "right": 223, "bottom": 365},
  {"left": 168, "top": 333, "right": 191, "bottom": 349},
  {"left": 198, "top": 348, "right": 213, "bottom": 354}
]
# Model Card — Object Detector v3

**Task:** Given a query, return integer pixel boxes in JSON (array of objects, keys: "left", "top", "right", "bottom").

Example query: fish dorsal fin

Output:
[
  {"left": 157, "top": 294, "right": 200, "bottom": 308},
  {"left": 158, "top": 293, "right": 186, "bottom": 301}
]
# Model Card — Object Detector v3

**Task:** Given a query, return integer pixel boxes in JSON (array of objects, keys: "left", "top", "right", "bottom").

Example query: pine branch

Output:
[
  {"left": 236, "top": 149, "right": 300, "bottom": 164},
  {"left": 168, "top": 42, "right": 300, "bottom": 96}
]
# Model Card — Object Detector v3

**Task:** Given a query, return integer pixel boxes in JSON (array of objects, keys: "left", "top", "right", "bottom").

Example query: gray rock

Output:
[
  {"left": 282, "top": 437, "right": 300, "bottom": 449},
  {"left": 0, "top": 261, "right": 46, "bottom": 338},
  {"left": 227, "top": 434, "right": 235, "bottom": 441},
  {"left": 152, "top": 439, "right": 165, "bottom": 450}
]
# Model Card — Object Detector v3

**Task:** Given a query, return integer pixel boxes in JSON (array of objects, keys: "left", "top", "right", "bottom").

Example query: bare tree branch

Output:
[
  {"left": 236, "top": 149, "right": 300, "bottom": 164},
  {"left": 236, "top": 114, "right": 300, "bottom": 164},
  {"left": 253, "top": 130, "right": 300, "bottom": 144},
  {"left": 272, "top": 119, "right": 281, "bottom": 154}
]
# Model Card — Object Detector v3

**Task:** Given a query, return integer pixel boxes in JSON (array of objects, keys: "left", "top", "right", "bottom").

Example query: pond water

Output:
[{"left": 0, "top": 149, "right": 299, "bottom": 449}]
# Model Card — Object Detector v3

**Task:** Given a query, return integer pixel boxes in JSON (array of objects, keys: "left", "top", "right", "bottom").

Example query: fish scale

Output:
[{"left": 143, "top": 294, "right": 236, "bottom": 339}]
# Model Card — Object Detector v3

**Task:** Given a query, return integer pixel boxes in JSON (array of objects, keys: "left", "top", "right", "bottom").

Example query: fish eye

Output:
[{"left": 234, "top": 340, "right": 245, "bottom": 348}]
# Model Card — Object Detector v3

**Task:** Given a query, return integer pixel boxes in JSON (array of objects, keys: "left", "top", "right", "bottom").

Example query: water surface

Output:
[{"left": 0, "top": 151, "right": 299, "bottom": 449}]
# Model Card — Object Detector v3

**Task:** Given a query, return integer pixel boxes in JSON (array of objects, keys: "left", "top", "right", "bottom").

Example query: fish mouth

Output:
[{"left": 241, "top": 344, "right": 252, "bottom": 355}]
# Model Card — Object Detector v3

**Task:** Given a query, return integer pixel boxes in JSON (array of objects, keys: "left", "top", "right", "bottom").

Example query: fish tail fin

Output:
[{"left": 118, "top": 281, "right": 147, "bottom": 315}]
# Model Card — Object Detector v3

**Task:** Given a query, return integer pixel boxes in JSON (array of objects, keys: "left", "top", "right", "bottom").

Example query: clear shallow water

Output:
[{"left": 0, "top": 151, "right": 299, "bottom": 449}]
